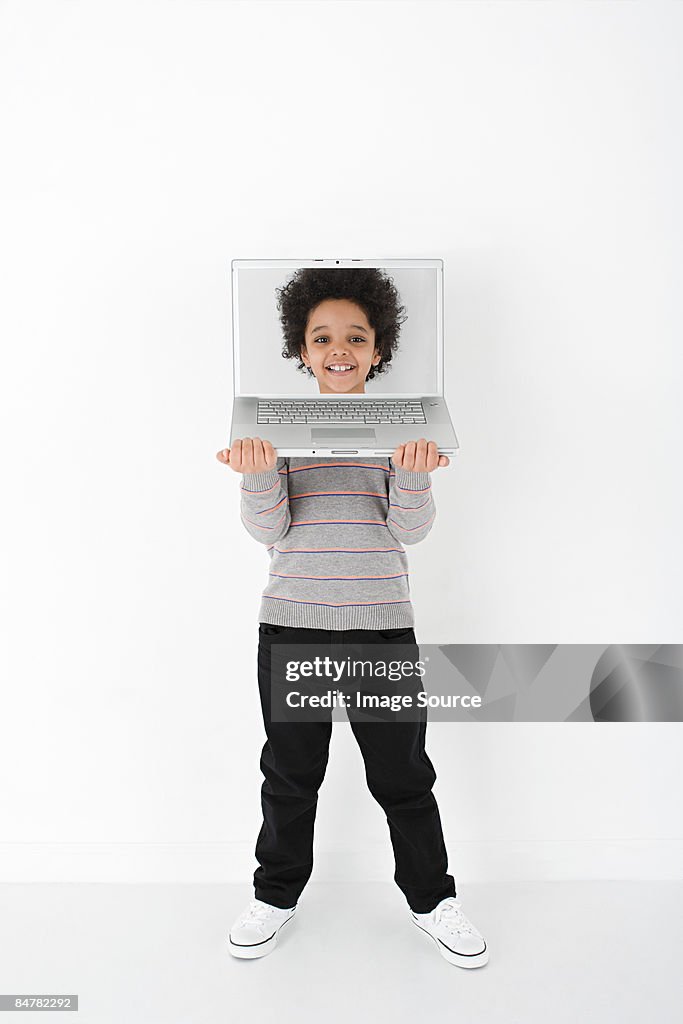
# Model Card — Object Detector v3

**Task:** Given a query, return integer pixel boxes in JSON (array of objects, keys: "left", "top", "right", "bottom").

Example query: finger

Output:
[
  {"left": 414, "top": 438, "right": 428, "bottom": 472},
  {"left": 242, "top": 437, "right": 254, "bottom": 471},
  {"left": 262, "top": 439, "right": 277, "bottom": 468},
  {"left": 391, "top": 442, "right": 405, "bottom": 468},
  {"left": 252, "top": 437, "right": 266, "bottom": 471},
  {"left": 438, "top": 455, "right": 450, "bottom": 468},
  {"left": 425, "top": 441, "right": 439, "bottom": 473},
  {"left": 216, "top": 448, "right": 230, "bottom": 462},
  {"left": 403, "top": 440, "right": 417, "bottom": 471}
]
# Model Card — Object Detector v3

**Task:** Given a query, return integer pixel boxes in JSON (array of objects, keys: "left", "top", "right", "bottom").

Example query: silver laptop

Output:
[{"left": 228, "top": 257, "right": 460, "bottom": 458}]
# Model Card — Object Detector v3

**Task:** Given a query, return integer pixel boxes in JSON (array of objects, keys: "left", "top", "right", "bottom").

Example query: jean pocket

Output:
[
  {"left": 259, "top": 622, "right": 288, "bottom": 636},
  {"left": 377, "top": 627, "right": 415, "bottom": 640}
]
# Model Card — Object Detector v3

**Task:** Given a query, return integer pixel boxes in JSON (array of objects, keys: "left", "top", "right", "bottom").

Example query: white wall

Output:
[{"left": 1, "top": 0, "right": 681, "bottom": 885}]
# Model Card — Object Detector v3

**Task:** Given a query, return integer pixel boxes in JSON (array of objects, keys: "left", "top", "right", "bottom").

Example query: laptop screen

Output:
[{"left": 232, "top": 260, "right": 442, "bottom": 397}]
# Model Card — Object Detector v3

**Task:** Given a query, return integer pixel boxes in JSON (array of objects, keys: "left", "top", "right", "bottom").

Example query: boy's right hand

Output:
[{"left": 216, "top": 437, "right": 277, "bottom": 474}]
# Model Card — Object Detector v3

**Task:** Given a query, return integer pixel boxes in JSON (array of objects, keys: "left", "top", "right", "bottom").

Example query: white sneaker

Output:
[
  {"left": 411, "top": 896, "right": 489, "bottom": 968},
  {"left": 228, "top": 898, "right": 297, "bottom": 959}
]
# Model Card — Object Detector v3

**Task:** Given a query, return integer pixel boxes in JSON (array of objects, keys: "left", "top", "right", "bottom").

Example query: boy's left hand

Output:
[{"left": 391, "top": 439, "right": 450, "bottom": 472}]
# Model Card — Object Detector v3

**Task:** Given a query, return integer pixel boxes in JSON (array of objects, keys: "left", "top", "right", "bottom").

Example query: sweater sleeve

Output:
[
  {"left": 240, "top": 457, "right": 291, "bottom": 544},
  {"left": 385, "top": 464, "right": 436, "bottom": 546}
]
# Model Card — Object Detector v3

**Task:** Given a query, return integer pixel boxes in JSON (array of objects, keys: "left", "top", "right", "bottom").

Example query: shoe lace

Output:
[
  {"left": 435, "top": 898, "right": 477, "bottom": 936},
  {"left": 237, "top": 900, "right": 278, "bottom": 930}
]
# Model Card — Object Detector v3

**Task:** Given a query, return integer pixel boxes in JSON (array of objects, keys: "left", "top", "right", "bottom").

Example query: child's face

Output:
[{"left": 300, "top": 299, "right": 381, "bottom": 394}]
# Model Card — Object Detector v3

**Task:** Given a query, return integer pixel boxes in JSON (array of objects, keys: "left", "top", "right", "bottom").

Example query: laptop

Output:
[{"left": 228, "top": 257, "right": 460, "bottom": 458}]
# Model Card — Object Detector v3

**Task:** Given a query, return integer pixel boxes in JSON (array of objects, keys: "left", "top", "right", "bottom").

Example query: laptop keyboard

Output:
[{"left": 257, "top": 399, "right": 427, "bottom": 424}]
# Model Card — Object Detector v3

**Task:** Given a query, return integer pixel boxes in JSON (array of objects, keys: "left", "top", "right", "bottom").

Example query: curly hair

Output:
[{"left": 275, "top": 268, "right": 408, "bottom": 382}]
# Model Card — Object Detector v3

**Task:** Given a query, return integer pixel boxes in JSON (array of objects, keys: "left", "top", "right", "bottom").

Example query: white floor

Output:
[{"left": 0, "top": 880, "right": 681, "bottom": 1023}]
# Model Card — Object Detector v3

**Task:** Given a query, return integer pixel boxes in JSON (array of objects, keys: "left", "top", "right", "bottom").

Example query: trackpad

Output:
[{"left": 311, "top": 428, "right": 377, "bottom": 445}]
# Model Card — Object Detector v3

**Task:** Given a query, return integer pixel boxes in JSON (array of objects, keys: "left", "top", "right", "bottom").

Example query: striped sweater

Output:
[{"left": 239, "top": 457, "right": 436, "bottom": 630}]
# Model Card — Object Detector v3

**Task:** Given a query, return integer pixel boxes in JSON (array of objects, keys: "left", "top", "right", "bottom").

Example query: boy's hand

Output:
[
  {"left": 216, "top": 437, "right": 277, "bottom": 474},
  {"left": 391, "top": 439, "right": 450, "bottom": 472}
]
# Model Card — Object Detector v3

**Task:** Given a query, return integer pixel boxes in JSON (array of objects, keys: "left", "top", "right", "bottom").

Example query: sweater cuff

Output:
[
  {"left": 241, "top": 467, "right": 281, "bottom": 493},
  {"left": 393, "top": 466, "right": 432, "bottom": 491}
]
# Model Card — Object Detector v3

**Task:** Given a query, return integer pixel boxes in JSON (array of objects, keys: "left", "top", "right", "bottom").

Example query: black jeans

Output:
[{"left": 253, "top": 622, "right": 457, "bottom": 914}]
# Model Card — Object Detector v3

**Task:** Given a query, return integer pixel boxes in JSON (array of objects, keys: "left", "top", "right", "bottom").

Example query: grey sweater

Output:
[{"left": 240, "top": 457, "right": 436, "bottom": 630}]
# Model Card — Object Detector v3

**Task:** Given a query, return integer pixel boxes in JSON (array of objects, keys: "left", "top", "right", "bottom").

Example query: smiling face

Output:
[{"left": 300, "top": 299, "right": 381, "bottom": 394}]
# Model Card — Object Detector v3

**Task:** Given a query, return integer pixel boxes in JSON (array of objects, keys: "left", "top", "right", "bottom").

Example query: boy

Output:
[{"left": 216, "top": 269, "right": 488, "bottom": 968}]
